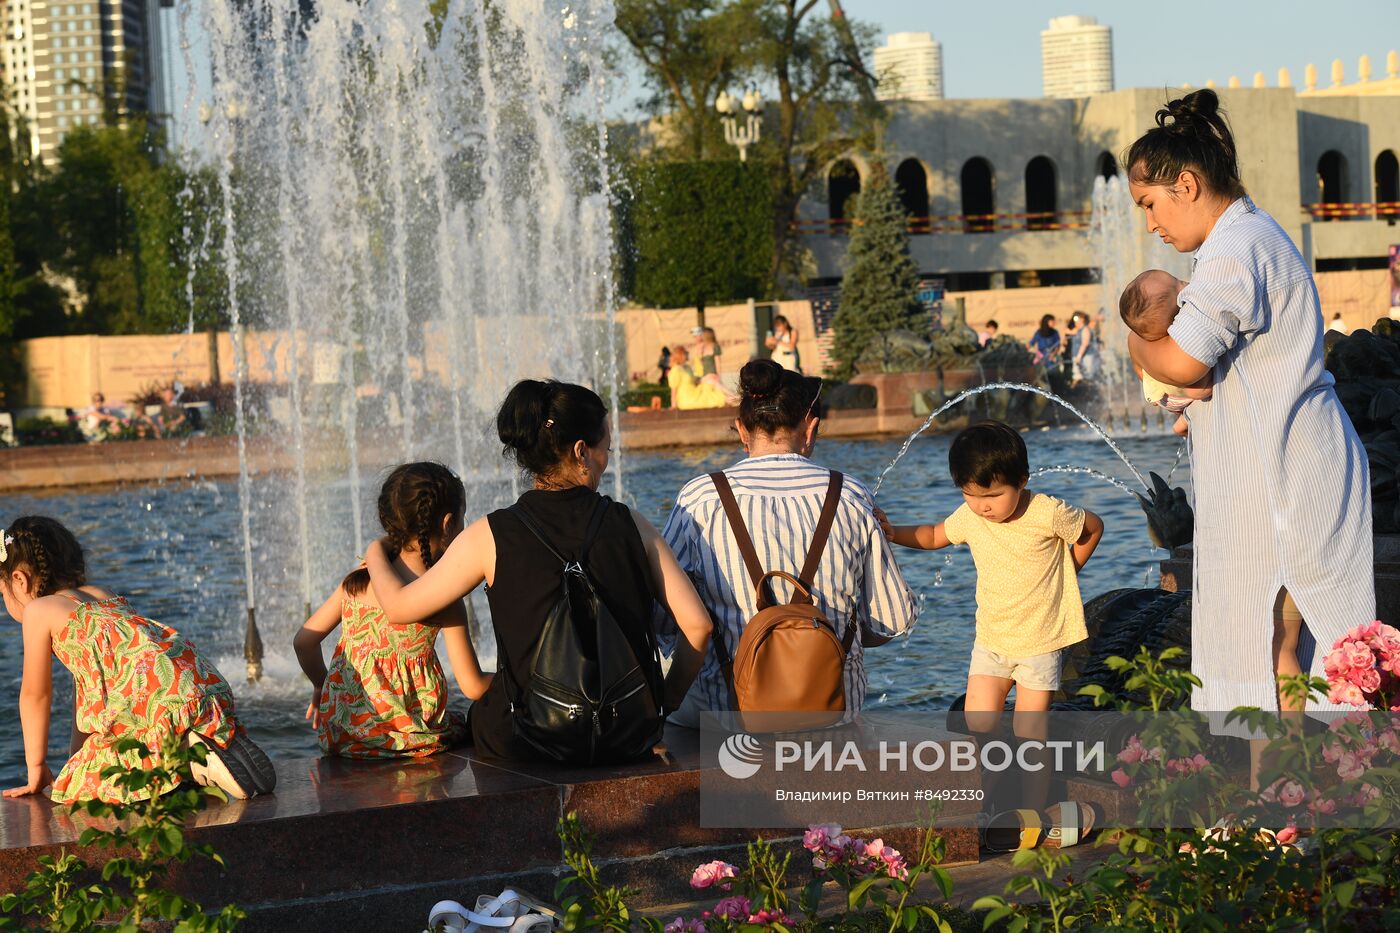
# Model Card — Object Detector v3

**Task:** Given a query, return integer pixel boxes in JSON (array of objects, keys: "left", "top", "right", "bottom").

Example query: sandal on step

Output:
[
  {"left": 428, "top": 888, "right": 560, "bottom": 933},
  {"left": 1042, "top": 801, "right": 1096, "bottom": 848},
  {"left": 984, "top": 808, "right": 1043, "bottom": 852}
]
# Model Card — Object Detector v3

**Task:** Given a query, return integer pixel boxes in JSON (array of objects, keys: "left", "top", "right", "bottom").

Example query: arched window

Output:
[
  {"left": 961, "top": 157, "right": 995, "bottom": 233},
  {"left": 895, "top": 159, "right": 929, "bottom": 227},
  {"left": 1376, "top": 150, "right": 1399, "bottom": 220},
  {"left": 1097, "top": 151, "right": 1118, "bottom": 181},
  {"left": 828, "top": 159, "right": 861, "bottom": 227},
  {"left": 1316, "top": 150, "right": 1348, "bottom": 219},
  {"left": 1025, "top": 156, "right": 1058, "bottom": 230}
]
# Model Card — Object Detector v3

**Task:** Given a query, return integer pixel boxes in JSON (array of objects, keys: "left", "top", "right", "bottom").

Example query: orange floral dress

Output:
[
  {"left": 51, "top": 596, "right": 240, "bottom": 804},
  {"left": 316, "top": 599, "right": 462, "bottom": 758}
]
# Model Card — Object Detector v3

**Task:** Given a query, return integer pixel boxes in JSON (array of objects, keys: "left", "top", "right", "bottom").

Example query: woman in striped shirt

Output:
[
  {"left": 1123, "top": 90, "right": 1374, "bottom": 739},
  {"left": 658, "top": 359, "right": 918, "bottom": 727}
]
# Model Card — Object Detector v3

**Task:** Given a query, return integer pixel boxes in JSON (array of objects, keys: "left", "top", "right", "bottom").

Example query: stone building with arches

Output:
[{"left": 797, "top": 67, "right": 1400, "bottom": 296}]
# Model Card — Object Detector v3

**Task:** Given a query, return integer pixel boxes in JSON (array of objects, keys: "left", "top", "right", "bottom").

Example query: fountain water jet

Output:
[
  {"left": 871, "top": 382, "right": 1152, "bottom": 495},
  {"left": 186, "top": 0, "right": 622, "bottom": 665}
]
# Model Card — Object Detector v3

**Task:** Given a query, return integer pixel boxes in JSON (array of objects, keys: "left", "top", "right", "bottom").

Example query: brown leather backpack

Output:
[{"left": 709, "top": 470, "right": 856, "bottom": 730}]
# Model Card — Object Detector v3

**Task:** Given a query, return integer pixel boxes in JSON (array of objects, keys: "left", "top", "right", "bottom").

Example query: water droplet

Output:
[{"left": 933, "top": 570, "right": 943, "bottom": 587}]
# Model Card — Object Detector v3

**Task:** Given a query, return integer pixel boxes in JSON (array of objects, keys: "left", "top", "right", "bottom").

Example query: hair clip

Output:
[
  {"left": 544, "top": 418, "right": 555, "bottom": 429},
  {"left": 0, "top": 532, "right": 10, "bottom": 564}
]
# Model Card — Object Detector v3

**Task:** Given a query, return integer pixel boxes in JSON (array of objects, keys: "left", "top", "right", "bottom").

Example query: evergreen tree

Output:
[{"left": 828, "top": 165, "right": 922, "bottom": 378}]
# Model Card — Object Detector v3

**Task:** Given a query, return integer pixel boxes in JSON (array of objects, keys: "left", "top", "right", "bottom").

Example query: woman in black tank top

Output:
[{"left": 365, "top": 380, "right": 713, "bottom": 763}]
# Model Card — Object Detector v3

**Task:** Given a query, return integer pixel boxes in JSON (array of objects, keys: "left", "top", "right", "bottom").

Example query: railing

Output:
[
  {"left": 791, "top": 209, "right": 1093, "bottom": 236},
  {"left": 1304, "top": 201, "right": 1400, "bottom": 221}
]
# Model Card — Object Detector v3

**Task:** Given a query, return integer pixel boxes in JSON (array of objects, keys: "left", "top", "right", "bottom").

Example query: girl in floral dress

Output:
[
  {"left": 1, "top": 516, "right": 275, "bottom": 803},
  {"left": 294, "top": 462, "right": 492, "bottom": 758}
]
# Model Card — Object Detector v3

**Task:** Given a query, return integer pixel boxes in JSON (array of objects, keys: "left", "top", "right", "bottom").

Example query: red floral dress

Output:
[
  {"left": 316, "top": 599, "right": 462, "bottom": 758},
  {"left": 50, "top": 596, "right": 240, "bottom": 804}
]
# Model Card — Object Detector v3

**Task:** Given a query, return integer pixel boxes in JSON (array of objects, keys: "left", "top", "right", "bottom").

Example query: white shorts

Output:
[{"left": 968, "top": 643, "right": 1065, "bottom": 691}]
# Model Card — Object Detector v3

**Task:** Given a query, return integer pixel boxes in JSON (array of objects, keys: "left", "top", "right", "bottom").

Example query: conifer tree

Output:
[{"left": 828, "top": 165, "right": 922, "bottom": 378}]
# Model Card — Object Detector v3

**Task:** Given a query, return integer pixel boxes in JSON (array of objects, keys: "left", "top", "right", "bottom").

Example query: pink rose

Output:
[
  {"left": 1111, "top": 768, "right": 1132, "bottom": 788},
  {"left": 1277, "top": 781, "right": 1306, "bottom": 808},
  {"left": 1336, "top": 752, "right": 1367, "bottom": 781},
  {"left": 747, "top": 908, "right": 792, "bottom": 925},
  {"left": 712, "top": 896, "right": 751, "bottom": 920},
  {"left": 1330, "top": 681, "right": 1367, "bottom": 708},
  {"left": 1346, "top": 642, "right": 1373, "bottom": 671},
  {"left": 1310, "top": 795, "right": 1338, "bottom": 816},
  {"left": 1350, "top": 667, "right": 1383, "bottom": 695},
  {"left": 689, "top": 860, "right": 737, "bottom": 890},
  {"left": 1275, "top": 825, "right": 1299, "bottom": 845},
  {"left": 803, "top": 823, "right": 842, "bottom": 850},
  {"left": 1117, "top": 738, "right": 1143, "bottom": 764},
  {"left": 664, "top": 919, "right": 706, "bottom": 933}
]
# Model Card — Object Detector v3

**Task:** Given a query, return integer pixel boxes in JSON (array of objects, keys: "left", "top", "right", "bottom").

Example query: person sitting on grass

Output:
[
  {"left": 666, "top": 345, "right": 730, "bottom": 410},
  {"left": 79, "top": 393, "right": 128, "bottom": 443},
  {"left": 143, "top": 387, "right": 189, "bottom": 438},
  {"left": 877, "top": 421, "right": 1105, "bottom": 849}
]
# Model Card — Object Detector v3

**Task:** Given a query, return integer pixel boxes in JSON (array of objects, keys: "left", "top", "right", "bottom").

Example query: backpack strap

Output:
[
  {"left": 709, "top": 472, "right": 766, "bottom": 594},
  {"left": 509, "top": 504, "right": 572, "bottom": 567},
  {"left": 799, "top": 472, "right": 844, "bottom": 587},
  {"left": 579, "top": 496, "right": 610, "bottom": 563}
]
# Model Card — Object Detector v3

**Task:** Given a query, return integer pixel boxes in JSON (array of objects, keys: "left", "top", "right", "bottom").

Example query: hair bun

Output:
[
  {"left": 739, "top": 359, "right": 783, "bottom": 399},
  {"left": 496, "top": 379, "right": 554, "bottom": 453},
  {"left": 1156, "top": 88, "right": 1220, "bottom": 131}
]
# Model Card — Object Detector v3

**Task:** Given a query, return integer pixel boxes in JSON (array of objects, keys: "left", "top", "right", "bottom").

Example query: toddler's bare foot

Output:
[{"left": 1172, "top": 415, "right": 1189, "bottom": 436}]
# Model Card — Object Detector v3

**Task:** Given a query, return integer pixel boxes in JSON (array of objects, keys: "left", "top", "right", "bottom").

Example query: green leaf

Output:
[
  {"left": 846, "top": 875, "right": 881, "bottom": 911},
  {"left": 1333, "top": 879, "right": 1357, "bottom": 908}
]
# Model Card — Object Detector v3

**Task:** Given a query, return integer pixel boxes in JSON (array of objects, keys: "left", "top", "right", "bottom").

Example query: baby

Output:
[{"left": 1119, "top": 269, "right": 1214, "bottom": 435}]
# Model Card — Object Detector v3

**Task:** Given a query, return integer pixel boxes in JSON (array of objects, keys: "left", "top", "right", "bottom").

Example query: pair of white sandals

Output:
[{"left": 428, "top": 888, "right": 560, "bottom": 933}]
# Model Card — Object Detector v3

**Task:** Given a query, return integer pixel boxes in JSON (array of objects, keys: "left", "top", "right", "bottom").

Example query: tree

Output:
[
  {"left": 615, "top": 0, "right": 883, "bottom": 287},
  {"left": 750, "top": 0, "right": 881, "bottom": 287},
  {"left": 828, "top": 165, "right": 922, "bottom": 378},
  {"left": 624, "top": 160, "right": 773, "bottom": 318},
  {"left": 614, "top": 0, "right": 759, "bottom": 161}
]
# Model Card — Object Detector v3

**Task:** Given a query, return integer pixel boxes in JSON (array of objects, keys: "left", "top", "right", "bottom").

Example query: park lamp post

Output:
[{"left": 716, "top": 88, "right": 762, "bottom": 162}]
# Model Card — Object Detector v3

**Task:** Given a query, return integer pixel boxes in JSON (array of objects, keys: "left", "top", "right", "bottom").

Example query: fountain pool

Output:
[{"left": 0, "top": 430, "right": 1189, "bottom": 778}]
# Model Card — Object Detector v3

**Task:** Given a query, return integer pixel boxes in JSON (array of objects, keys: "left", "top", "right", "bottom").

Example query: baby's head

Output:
[
  {"left": 948, "top": 421, "right": 1029, "bottom": 524},
  {"left": 0, "top": 516, "right": 87, "bottom": 620},
  {"left": 1119, "top": 269, "right": 1186, "bottom": 340}
]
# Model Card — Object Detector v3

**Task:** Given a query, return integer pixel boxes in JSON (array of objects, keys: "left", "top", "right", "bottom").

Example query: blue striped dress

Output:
[
  {"left": 658, "top": 454, "right": 919, "bottom": 726},
  {"left": 1167, "top": 196, "right": 1375, "bottom": 716}
]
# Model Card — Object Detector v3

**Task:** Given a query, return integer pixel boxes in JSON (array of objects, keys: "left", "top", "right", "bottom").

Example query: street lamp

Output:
[{"left": 717, "top": 87, "right": 762, "bottom": 162}]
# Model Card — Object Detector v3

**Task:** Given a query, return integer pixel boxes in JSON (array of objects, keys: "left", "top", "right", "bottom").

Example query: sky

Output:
[{"left": 607, "top": 0, "right": 1400, "bottom": 116}]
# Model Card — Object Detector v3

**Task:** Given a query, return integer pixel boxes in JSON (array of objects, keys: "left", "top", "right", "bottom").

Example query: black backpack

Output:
[{"left": 500, "top": 498, "right": 664, "bottom": 764}]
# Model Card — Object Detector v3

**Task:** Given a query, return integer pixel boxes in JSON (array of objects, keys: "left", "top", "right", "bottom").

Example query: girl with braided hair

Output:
[
  {"left": 294, "top": 462, "right": 491, "bottom": 758},
  {"left": 1, "top": 516, "right": 275, "bottom": 803}
]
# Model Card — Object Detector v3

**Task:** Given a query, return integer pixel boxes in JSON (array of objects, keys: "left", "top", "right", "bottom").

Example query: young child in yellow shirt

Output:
[
  {"left": 877, "top": 420, "right": 1104, "bottom": 714},
  {"left": 876, "top": 420, "right": 1105, "bottom": 847}
]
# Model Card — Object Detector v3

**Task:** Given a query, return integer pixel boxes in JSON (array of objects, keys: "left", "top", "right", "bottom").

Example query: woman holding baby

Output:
[{"left": 1122, "top": 90, "right": 1373, "bottom": 742}]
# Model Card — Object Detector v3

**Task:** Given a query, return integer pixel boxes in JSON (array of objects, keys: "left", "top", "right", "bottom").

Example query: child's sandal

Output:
[
  {"left": 1041, "top": 800, "right": 1096, "bottom": 848},
  {"left": 984, "top": 808, "right": 1043, "bottom": 852}
]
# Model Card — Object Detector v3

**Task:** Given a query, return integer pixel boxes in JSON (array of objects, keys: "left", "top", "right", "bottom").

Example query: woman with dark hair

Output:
[
  {"left": 1026, "top": 315, "right": 1061, "bottom": 372},
  {"left": 658, "top": 360, "right": 918, "bottom": 726},
  {"left": 365, "top": 379, "right": 713, "bottom": 762},
  {"left": 1122, "top": 89, "right": 1373, "bottom": 735}
]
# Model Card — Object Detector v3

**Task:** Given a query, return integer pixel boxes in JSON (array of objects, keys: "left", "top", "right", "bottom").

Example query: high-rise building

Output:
[
  {"left": 2, "top": 0, "right": 163, "bottom": 164},
  {"left": 874, "top": 31, "right": 944, "bottom": 102},
  {"left": 1040, "top": 15, "right": 1113, "bottom": 99}
]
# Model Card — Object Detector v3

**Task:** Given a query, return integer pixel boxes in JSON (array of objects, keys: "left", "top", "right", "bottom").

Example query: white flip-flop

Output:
[{"left": 428, "top": 889, "right": 559, "bottom": 933}]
